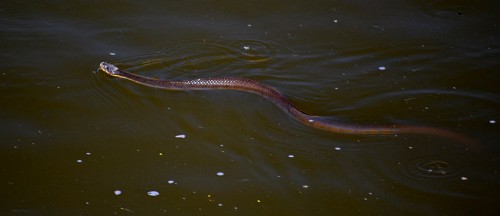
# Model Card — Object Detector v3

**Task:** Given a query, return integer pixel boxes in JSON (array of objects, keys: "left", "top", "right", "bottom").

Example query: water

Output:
[{"left": 1, "top": 0, "right": 499, "bottom": 215}]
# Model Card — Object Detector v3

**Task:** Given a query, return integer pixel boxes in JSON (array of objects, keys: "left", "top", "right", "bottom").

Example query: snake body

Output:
[{"left": 99, "top": 62, "right": 473, "bottom": 144}]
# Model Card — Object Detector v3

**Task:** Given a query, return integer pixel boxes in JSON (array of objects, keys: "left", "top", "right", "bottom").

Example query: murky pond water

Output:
[{"left": 1, "top": 1, "right": 499, "bottom": 215}]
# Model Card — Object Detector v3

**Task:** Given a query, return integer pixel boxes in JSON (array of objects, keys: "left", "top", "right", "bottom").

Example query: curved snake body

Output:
[{"left": 99, "top": 62, "right": 474, "bottom": 145}]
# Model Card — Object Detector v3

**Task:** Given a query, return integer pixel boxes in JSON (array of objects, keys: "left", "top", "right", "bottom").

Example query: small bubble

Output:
[
  {"left": 489, "top": 120, "right": 496, "bottom": 124},
  {"left": 76, "top": 159, "right": 83, "bottom": 163},
  {"left": 175, "top": 134, "right": 186, "bottom": 139},
  {"left": 461, "top": 176, "right": 468, "bottom": 181},
  {"left": 147, "top": 191, "right": 160, "bottom": 196},
  {"left": 114, "top": 190, "right": 122, "bottom": 195},
  {"left": 302, "top": 185, "right": 309, "bottom": 189},
  {"left": 216, "top": 172, "right": 224, "bottom": 176},
  {"left": 288, "top": 154, "right": 295, "bottom": 158},
  {"left": 109, "top": 52, "right": 116, "bottom": 56},
  {"left": 167, "top": 180, "right": 175, "bottom": 184},
  {"left": 334, "top": 147, "right": 341, "bottom": 151},
  {"left": 378, "top": 66, "right": 386, "bottom": 71},
  {"left": 243, "top": 45, "right": 250, "bottom": 50}
]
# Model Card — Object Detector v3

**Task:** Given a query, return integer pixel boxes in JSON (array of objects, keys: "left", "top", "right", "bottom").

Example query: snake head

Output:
[{"left": 99, "top": 62, "right": 119, "bottom": 75}]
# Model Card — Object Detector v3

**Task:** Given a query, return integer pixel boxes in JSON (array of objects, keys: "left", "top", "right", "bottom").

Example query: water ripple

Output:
[
  {"left": 403, "top": 154, "right": 465, "bottom": 179},
  {"left": 100, "top": 39, "right": 291, "bottom": 77}
]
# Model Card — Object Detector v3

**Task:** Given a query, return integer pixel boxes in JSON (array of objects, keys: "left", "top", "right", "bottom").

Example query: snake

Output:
[{"left": 99, "top": 62, "right": 474, "bottom": 145}]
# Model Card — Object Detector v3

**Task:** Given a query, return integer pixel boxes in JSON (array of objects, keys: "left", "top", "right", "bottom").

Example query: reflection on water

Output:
[{"left": 1, "top": 0, "right": 499, "bottom": 215}]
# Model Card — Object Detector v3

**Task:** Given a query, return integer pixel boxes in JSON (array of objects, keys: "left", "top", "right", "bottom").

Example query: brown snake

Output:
[{"left": 99, "top": 62, "right": 474, "bottom": 145}]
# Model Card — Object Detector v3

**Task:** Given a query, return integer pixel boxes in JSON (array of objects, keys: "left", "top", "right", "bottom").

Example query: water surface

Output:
[{"left": 1, "top": 0, "right": 499, "bottom": 215}]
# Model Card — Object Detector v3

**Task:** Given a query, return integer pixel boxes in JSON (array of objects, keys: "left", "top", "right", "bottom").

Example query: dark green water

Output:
[{"left": 1, "top": 1, "right": 499, "bottom": 215}]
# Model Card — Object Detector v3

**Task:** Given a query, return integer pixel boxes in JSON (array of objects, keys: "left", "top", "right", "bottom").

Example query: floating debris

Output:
[
  {"left": 147, "top": 191, "right": 160, "bottom": 196},
  {"left": 175, "top": 134, "right": 186, "bottom": 139},
  {"left": 120, "top": 207, "right": 135, "bottom": 213}
]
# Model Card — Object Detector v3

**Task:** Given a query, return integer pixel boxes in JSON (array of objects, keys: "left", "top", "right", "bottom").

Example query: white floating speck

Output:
[
  {"left": 109, "top": 52, "right": 116, "bottom": 56},
  {"left": 247, "top": 24, "right": 252, "bottom": 27},
  {"left": 167, "top": 180, "right": 175, "bottom": 184},
  {"left": 302, "top": 185, "right": 309, "bottom": 189},
  {"left": 408, "top": 146, "right": 413, "bottom": 150},
  {"left": 378, "top": 66, "right": 386, "bottom": 71},
  {"left": 114, "top": 190, "right": 122, "bottom": 195},
  {"left": 334, "top": 147, "right": 341, "bottom": 151},
  {"left": 308, "top": 119, "right": 314, "bottom": 122},
  {"left": 489, "top": 120, "right": 496, "bottom": 124},
  {"left": 85, "top": 152, "right": 91, "bottom": 156},
  {"left": 175, "top": 134, "right": 186, "bottom": 139},
  {"left": 76, "top": 159, "right": 83, "bottom": 163},
  {"left": 461, "top": 176, "right": 468, "bottom": 181},
  {"left": 288, "top": 154, "right": 295, "bottom": 158},
  {"left": 147, "top": 191, "right": 160, "bottom": 196},
  {"left": 218, "top": 203, "right": 223, "bottom": 207},
  {"left": 333, "top": 19, "right": 338, "bottom": 23},
  {"left": 243, "top": 45, "right": 250, "bottom": 50},
  {"left": 216, "top": 172, "right": 224, "bottom": 176}
]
